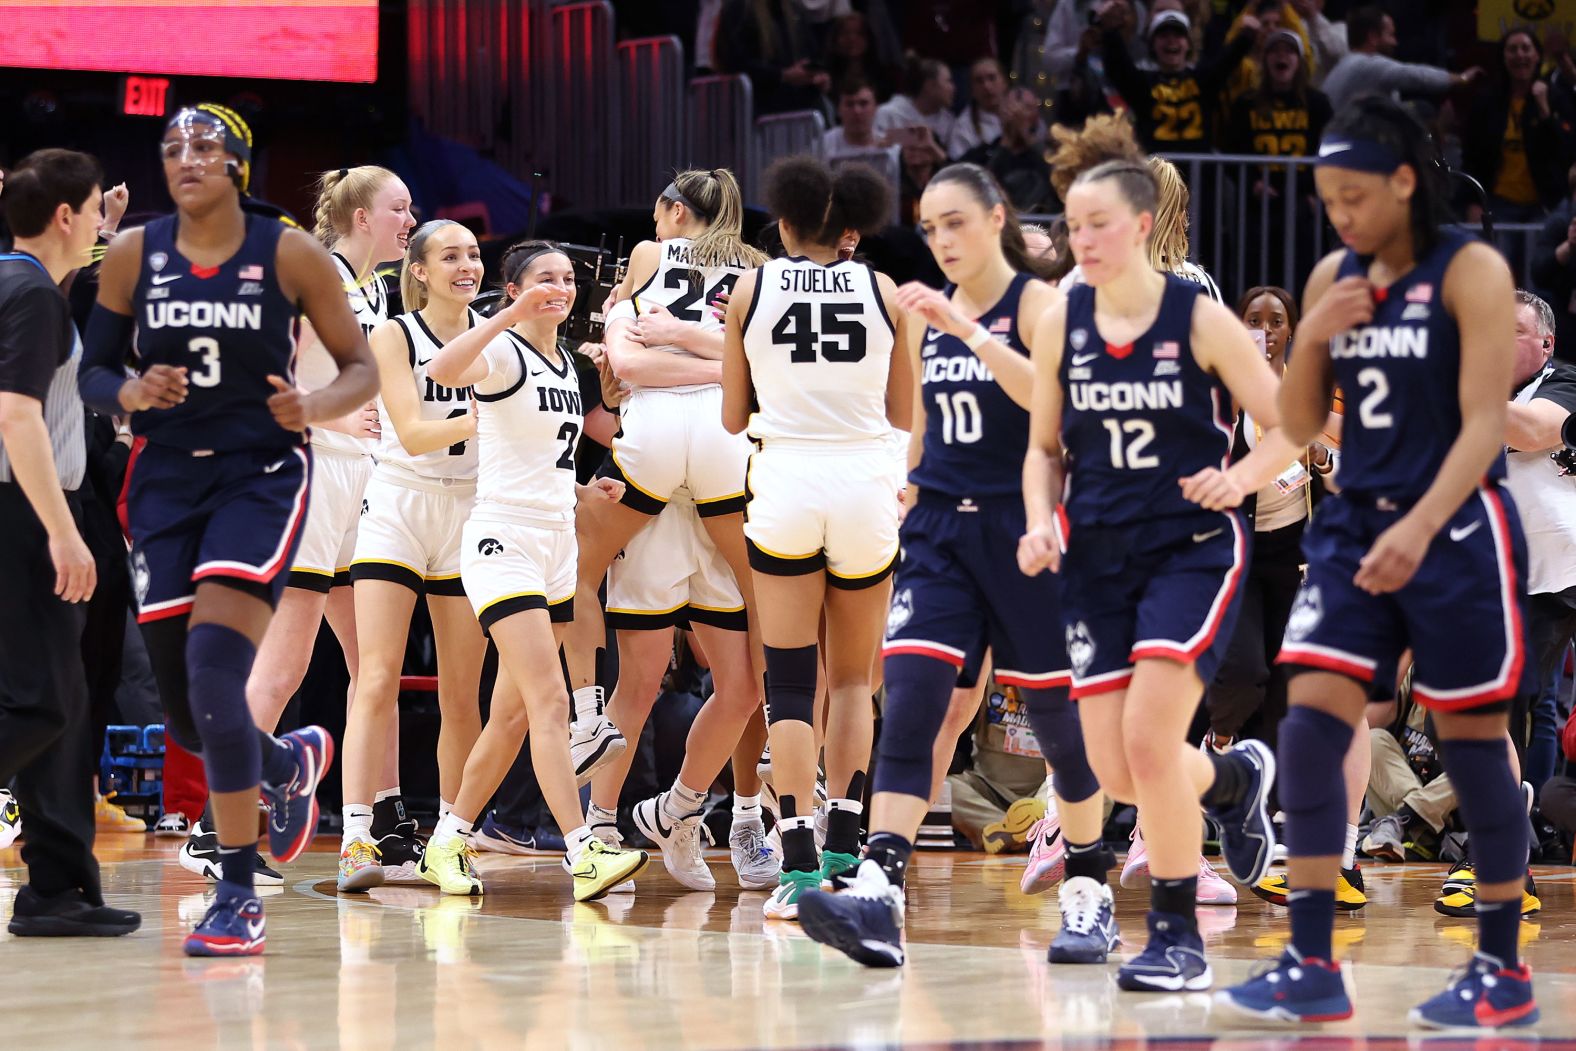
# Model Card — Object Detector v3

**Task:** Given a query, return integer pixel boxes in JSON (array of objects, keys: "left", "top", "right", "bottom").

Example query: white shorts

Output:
[
  {"left": 349, "top": 467, "right": 475, "bottom": 596},
  {"left": 608, "top": 386, "right": 752, "bottom": 517},
  {"left": 606, "top": 494, "right": 746, "bottom": 631},
  {"left": 743, "top": 441, "right": 900, "bottom": 589},
  {"left": 460, "top": 509, "right": 577, "bottom": 634},
  {"left": 289, "top": 447, "right": 372, "bottom": 591}
]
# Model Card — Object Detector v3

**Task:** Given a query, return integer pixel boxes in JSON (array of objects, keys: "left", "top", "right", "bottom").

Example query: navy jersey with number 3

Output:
[
  {"left": 909, "top": 272, "right": 1034, "bottom": 499},
  {"left": 1059, "top": 275, "right": 1230, "bottom": 525},
  {"left": 132, "top": 214, "right": 299, "bottom": 453},
  {"left": 1329, "top": 227, "right": 1497, "bottom": 499}
]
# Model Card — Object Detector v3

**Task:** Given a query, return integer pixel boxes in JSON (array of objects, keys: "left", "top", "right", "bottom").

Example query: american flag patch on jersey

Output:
[
  {"left": 1153, "top": 341, "right": 1180, "bottom": 358},
  {"left": 990, "top": 316, "right": 1012, "bottom": 334},
  {"left": 1405, "top": 283, "right": 1432, "bottom": 303},
  {"left": 239, "top": 264, "right": 265, "bottom": 280}
]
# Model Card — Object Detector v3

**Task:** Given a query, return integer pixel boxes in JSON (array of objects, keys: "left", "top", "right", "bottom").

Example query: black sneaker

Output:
[
  {"left": 370, "top": 795, "right": 412, "bottom": 839},
  {"left": 7, "top": 886, "right": 140, "bottom": 937},
  {"left": 178, "top": 822, "right": 284, "bottom": 887},
  {"left": 377, "top": 822, "right": 427, "bottom": 883}
]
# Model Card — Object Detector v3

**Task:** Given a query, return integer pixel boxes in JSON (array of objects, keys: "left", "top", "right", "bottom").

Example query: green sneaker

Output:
[
  {"left": 763, "top": 869, "right": 821, "bottom": 920},
  {"left": 819, "top": 850, "right": 860, "bottom": 890}
]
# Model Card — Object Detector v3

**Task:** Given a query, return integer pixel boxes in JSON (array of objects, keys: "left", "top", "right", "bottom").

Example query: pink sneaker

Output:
[
  {"left": 1119, "top": 825, "right": 1149, "bottom": 889},
  {"left": 1196, "top": 855, "right": 1238, "bottom": 905},
  {"left": 1020, "top": 809, "right": 1065, "bottom": 894}
]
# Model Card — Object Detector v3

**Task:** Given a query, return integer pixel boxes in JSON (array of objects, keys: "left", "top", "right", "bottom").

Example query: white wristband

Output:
[{"left": 964, "top": 324, "right": 991, "bottom": 350}]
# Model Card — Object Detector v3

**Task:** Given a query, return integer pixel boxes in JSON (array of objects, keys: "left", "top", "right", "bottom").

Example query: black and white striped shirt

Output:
[{"left": 0, "top": 253, "right": 86, "bottom": 489}]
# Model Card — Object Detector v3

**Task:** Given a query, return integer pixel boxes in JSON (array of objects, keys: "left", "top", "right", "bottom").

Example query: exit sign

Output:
[{"left": 120, "top": 76, "right": 171, "bottom": 117}]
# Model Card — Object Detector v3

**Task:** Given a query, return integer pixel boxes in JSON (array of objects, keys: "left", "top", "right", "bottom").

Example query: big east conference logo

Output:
[{"left": 1514, "top": 0, "right": 1555, "bottom": 19}]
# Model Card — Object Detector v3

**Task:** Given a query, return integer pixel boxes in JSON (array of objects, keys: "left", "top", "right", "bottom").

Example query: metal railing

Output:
[
  {"left": 752, "top": 110, "right": 827, "bottom": 199},
  {"left": 687, "top": 75, "right": 757, "bottom": 196},
  {"left": 617, "top": 35, "right": 688, "bottom": 204},
  {"left": 548, "top": 2, "right": 618, "bottom": 211}
]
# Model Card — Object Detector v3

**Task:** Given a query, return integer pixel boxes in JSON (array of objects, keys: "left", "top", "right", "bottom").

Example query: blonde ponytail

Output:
[
  {"left": 1147, "top": 156, "right": 1191, "bottom": 275},
  {"left": 311, "top": 165, "right": 398, "bottom": 248},
  {"left": 671, "top": 168, "right": 766, "bottom": 270}
]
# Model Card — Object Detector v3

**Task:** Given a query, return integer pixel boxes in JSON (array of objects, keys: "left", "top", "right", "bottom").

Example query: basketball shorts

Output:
[
  {"left": 607, "top": 493, "right": 745, "bottom": 631},
  {"left": 125, "top": 443, "right": 311, "bottom": 623},
  {"left": 289, "top": 446, "right": 372, "bottom": 592},
  {"left": 606, "top": 386, "right": 751, "bottom": 516},
  {"left": 460, "top": 507, "right": 576, "bottom": 635},
  {"left": 1279, "top": 486, "right": 1530, "bottom": 711},
  {"left": 883, "top": 493, "right": 1069, "bottom": 689},
  {"left": 1060, "top": 508, "right": 1247, "bottom": 698},
  {"left": 744, "top": 441, "right": 900, "bottom": 589},
  {"left": 349, "top": 466, "right": 474, "bottom": 596}
]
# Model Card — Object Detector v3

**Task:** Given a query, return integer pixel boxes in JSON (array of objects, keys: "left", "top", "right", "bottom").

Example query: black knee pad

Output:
[
  {"left": 139, "top": 615, "right": 200, "bottom": 754},
  {"left": 1022, "top": 687, "right": 1100, "bottom": 803},
  {"left": 764, "top": 644, "right": 818, "bottom": 726}
]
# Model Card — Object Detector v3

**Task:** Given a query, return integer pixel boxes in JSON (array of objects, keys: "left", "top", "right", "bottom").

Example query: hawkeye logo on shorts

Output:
[
  {"left": 360, "top": 499, "right": 369, "bottom": 517},
  {"left": 886, "top": 588, "right": 913, "bottom": 638},
  {"left": 477, "top": 538, "right": 504, "bottom": 556},
  {"left": 1066, "top": 621, "right": 1096, "bottom": 678},
  {"left": 131, "top": 549, "right": 151, "bottom": 605},
  {"left": 1285, "top": 585, "right": 1323, "bottom": 642}
]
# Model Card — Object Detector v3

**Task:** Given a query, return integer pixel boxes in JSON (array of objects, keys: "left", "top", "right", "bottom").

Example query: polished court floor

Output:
[{"left": 4, "top": 836, "right": 1576, "bottom": 1050}]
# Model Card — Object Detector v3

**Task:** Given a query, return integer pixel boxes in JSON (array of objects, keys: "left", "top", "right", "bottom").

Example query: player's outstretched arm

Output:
[
  {"left": 428, "top": 284, "right": 563, "bottom": 391},
  {"left": 720, "top": 268, "right": 759, "bottom": 435},
  {"left": 277, "top": 228, "right": 377, "bottom": 425},
  {"left": 602, "top": 241, "right": 721, "bottom": 386}
]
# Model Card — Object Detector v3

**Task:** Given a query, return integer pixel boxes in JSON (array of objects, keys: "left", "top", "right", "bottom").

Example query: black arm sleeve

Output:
[
  {"left": 78, "top": 303, "right": 137, "bottom": 417},
  {"left": 0, "top": 284, "right": 69, "bottom": 403}
]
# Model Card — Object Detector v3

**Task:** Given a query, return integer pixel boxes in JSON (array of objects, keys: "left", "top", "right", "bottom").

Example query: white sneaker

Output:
[
  {"left": 633, "top": 794, "right": 716, "bottom": 891},
  {"left": 813, "top": 781, "right": 829, "bottom": 852},
  {"left": 153, "top": 811, "right": 190, "bottom": 837},
  {"left": 756, "top": 745, "right": 773, "bottom": 787},
  {"left": 730, "top": 820, "right": 780, "bottom": 889},
  {"left": 0, "top": 790, "right": 20, "bottom": 849},
  {"left": 570, "top": 716, "right": 627, "bottom": 787}
]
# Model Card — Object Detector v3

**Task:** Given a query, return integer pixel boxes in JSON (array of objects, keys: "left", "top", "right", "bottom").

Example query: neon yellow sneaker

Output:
[
  {"left": 418, "top": 835, "right": 483, "bottom": 896},
  {"left": 570, "top": 838, "right": 649, "bottom": 902},
  {"left": 337, "top": 837, "right": 384, "bottom": 893},
  {"left": 96, "top": 792, "right": 147, "bottom": 832}
]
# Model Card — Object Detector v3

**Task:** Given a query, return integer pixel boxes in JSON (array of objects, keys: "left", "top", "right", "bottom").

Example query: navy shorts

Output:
[
  {"left": 1278, "top": 486, "right": 1529, "bottom": 711},
  {"left": 125, "top": 443, "right": 311, "bottom": 623},
  {"left": 882, "top": 493, "right": 1069, "bottom": 689},
  {"left": 1060, "top": 508, "right": 1247, "bottom": 698}
]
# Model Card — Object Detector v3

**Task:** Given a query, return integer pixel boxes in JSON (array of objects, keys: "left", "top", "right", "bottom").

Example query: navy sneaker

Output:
[
  {"left": 183, "top": 891, "right": 266, "bottom": 957},
  {"left": 798, "top": 860, "right": 906, "bottom": 968},
  {"left": 471, "top": 815, "right": 567, "bottom": 856},
  {"left": 1116, "top": 912, "right": 1212, "bottom": 992},
  {"left": 1215, "top": 948, "right": 1352, "bottom": 1024},
  {"left": 1048, "top": 876, "right": 1120, "bottom": 964},
  {"left": 262, "top": 726, "right": 333, "bottom": 865},
  {"left": 1204, "top": 740, "right": 1277, "bottom": 886},
  {"left": 1409, "top": 954, "right": 1539, "bottom": 1030}
]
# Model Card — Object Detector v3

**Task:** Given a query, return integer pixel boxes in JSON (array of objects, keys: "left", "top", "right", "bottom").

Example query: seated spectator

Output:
[
  {"left": 946, "top": 674, "right": 1048, "bottom": 854},
  {"left": 1320, "top": 5, "right": 1481, "bottom": 114},
  {"left": 715, "top": 0, "right": 830, "bottom": 115},
  {"left": 1100, "top": 5, "right": 1259, "bottom": 152},
  {"left": 948, "top": 58, "right": 1008, "bottom": 157},
  {"left": 1042, "top": 0, "right": 1149, "bottom": 85},
  {"left": 1361, "top": 669, "right": 1457, "bottom": 862},
  {"left": 823, "top": 79, "right": 902, "bottom": 212},
  {"left": 1462, "top": 27, "right": 1576, "bottom": 223},
  {"left": 960, "top": 87, "right": 1054, "bottom": 213},
  {"left": 824, "top": 12, "right": 897, "bottom": 101},
  {"left": 875, "top": 54, "right": 957, "bottom": 154},
  {"left": 898, "top": 139, "right": 942, "bottom": 225},
  {"left": 1531, "top": 161, "right": 1576, "bottom": 356}
]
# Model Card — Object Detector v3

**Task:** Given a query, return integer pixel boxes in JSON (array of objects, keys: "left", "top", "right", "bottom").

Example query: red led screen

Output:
[{"left": 0, "top": 1, "right": 379, "bottom": 84}]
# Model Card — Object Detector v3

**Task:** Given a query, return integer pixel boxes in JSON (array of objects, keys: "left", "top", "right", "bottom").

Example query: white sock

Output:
[
  {"left": 1342, "top": 823, "right": 1359, "bottom": 870},
  {"left": 566, "top": 824, "right": 595, "bottom": 860},
  {"left": 438, "top": 798, "right": 455, "bottom": 820},
  {"left": 374, "top": 787, "right": 401, "bottom": 803},
  {"left": 433, "top": 811, "right": 474, "bottom": 845},
  {"left": 586, "top": 803, "right": 619, "bottom": 841},
  {"left": 826, "top": 797, "right": 864, "bottom": 816},
  {"left": 665, "top": 779, "right": 708, "bottom": 819},
  {"left": 342, "top": 804, "right": 374, "bottom": 845},
  {"left": 733, "top": 793, "right": 762, "bottom": 822},
  {"left": 572, "top": 685, "right": 603, "bottom": 725}
]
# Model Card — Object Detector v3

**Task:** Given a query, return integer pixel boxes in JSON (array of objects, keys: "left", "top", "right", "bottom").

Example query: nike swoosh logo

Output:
[
  {"left": 151, "top": 273, "right": 181, "bottom": 285},
  {"left": 1192, "top": 528, "right": 1223, "bottom": 543},
  {"left": 654, "top": 810, "right": 674, "bottom": 837},
  {"left": 528, "top": 367, "right": 546, "bottom": 377},
  {"left": 245, "top": 919, "right": 265, "bottom": 939},
  {"left": 417, "top": 358, "right": 432, "bottom": 367},
  {"left": 1318, "top": 142, "right": 1353, "bottom": 157},
  {"left": 263, "top": 459, "right": 286, "bottom": 474},
  {"left": 1071, "top": 353, "right": 1099, "bottom": 366},
  {"left": 1449, "top": 521, "right": 1482, "bottom": 542}
]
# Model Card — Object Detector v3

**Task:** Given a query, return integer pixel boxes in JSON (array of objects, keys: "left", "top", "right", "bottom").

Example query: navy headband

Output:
[
  {"left": 1314, "top": 137, "right": 1402, "bottom": 174},
  {"left": 505, "top": 244, "right": 565, "bottom": 286}
]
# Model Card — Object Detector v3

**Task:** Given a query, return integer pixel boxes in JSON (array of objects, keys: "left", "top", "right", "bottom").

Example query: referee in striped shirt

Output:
[{"left": 0, "top": 149, "right": 138, "bottom": 936}]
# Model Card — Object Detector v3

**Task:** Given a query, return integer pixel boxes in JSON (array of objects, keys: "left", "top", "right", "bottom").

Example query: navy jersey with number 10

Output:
[
  {"left": 1059, "top": 274, "right": 1231, "bottom": 525},
  {"left": 131, "top": 214, "right": 299, "bottom": 453},
  {"left": 909, "top": 272, "right": 1034, "bottom": 499}
]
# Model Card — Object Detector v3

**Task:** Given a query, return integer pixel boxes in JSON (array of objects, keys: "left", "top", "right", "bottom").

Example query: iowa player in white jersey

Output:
[
  {"left": 563, "top": 170, "right": 768, "bottom": 772},
  {"left": 239, "top": 165, "right": 422, "bottom": 881},
  {"left": 408, "top": 241, "right": 649, "bottom": 901},
  {"left": 723, "top": 157, "right": 913, "bottom": 918},
  {"left": 338, "top": 220, "right": 487, "bottom": 891}
]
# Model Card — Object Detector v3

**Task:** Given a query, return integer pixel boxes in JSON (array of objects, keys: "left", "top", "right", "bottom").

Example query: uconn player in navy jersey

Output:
[
  {"left": 796, "top": 163, "right": 1110, "bottom": 968},
  {"left": 1220, "top": 98, "right": 1538, "bottom": 1030},
  {"left": 243, "top": 165, "right": 420, "bottom": 880},
  {"left": 79, "top": 104, "right": 378, "bottom": 955},
  {"left": 1020, "top": 159, "right": 1296, "bottom": 991}
]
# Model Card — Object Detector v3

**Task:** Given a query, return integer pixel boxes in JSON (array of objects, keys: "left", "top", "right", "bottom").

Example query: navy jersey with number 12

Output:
[
  {"left": 1059, "top": 275, "right": 1231, "bottom": 525},
  {"left": 131, "top": 214, "right": 299, "bottom": 453}
]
